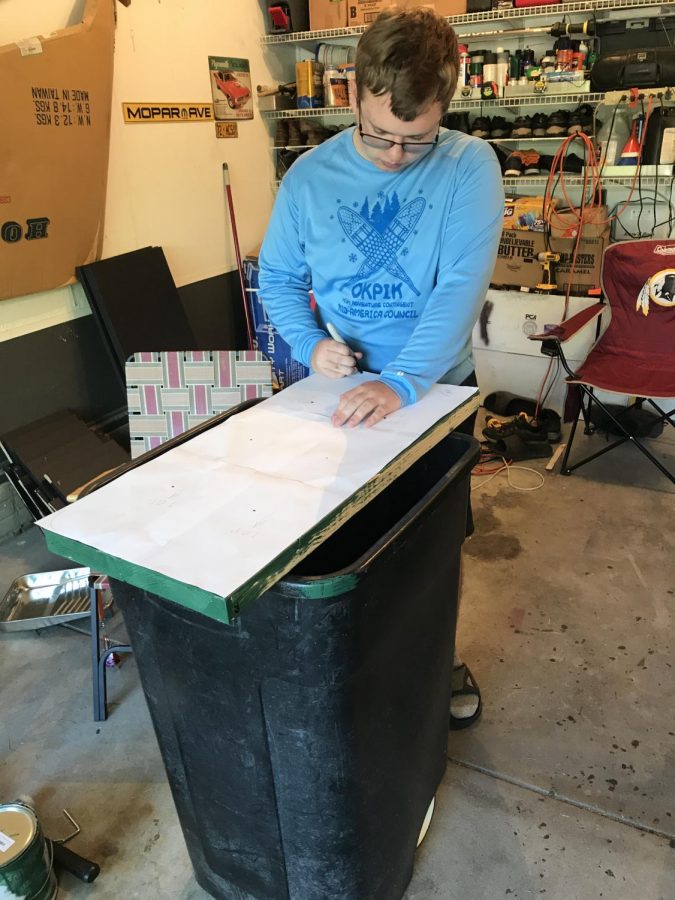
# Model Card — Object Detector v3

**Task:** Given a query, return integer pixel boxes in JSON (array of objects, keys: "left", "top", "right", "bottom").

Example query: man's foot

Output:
[{"left": 449, "top": 662, "right": 482, "bottom": 731}]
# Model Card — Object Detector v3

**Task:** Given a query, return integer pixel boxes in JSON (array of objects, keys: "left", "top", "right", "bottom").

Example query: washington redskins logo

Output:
[{"left": 636, "top": 269, "right": 675, "bottom": 316}]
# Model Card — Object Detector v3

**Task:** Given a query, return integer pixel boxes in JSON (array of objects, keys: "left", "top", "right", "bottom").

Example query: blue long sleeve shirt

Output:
[{"left": 258, "top": 127, "right": 504, "bottom": 405}]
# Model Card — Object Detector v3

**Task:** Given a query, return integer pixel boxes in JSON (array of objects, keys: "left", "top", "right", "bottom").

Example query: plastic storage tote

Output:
[{"left": 112, "top": 431, "right": 479, "bottom": 900}]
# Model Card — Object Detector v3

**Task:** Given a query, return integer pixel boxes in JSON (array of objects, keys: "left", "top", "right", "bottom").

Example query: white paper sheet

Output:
[{"left": 38, "top": 374, "right": 477, "bottom": 601}]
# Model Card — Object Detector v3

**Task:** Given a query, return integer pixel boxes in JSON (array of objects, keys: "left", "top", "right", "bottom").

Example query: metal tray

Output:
[{"left": 0, "top": 568, "right": 91, "bottom": 632}]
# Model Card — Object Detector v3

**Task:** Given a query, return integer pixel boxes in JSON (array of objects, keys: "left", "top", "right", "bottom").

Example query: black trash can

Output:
[{"left": 112, "top": 431, "right": 479, "bottom": 900}]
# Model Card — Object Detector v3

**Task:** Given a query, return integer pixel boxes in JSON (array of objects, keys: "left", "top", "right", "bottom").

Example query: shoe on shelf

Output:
[
  {"left": 304, "top": 123, "right": 335, "bottom": 145},
  {"left": 539, "top": 152, "right": 585, "bottom": 173},
  {"left": 503, "top": 149, "right": 541, "bottom": 176},
  {"left": 520, "top": 150, "right": 541, "bottom": 176},
  {"left": 298, "top": 119, "right": 322, "bottom": 147},
  {"left": 276, "top": 148, "right": 302, "bottom": 180},
  {"left": 561, "top": 152, "right": 585, "bottom": 173},
  {"left": 490, "top": 115, "right": 511, "bottom": 138},
  {"left": 530, "top": 112, "right": 549, "bottom": 137},
  {"left": 567, "top": 104, "right": 594, "bottom": 135},
  {"left": 442, "top": 112, "right": 470, "bottom": 133},
  {"left": 490, "top": 143, "right": 510, "bottom": 170},
  {"left": 511, "top": 115, "right": 533, "bottom": 137},
  {"left": 567, "top": 111, "right": 582, "bottom": 135},
  {"left": 274, "top": 119, "right": 290, "bottom": 148},
  {"left": 570, "top": 103, "right": 595, "bottom": 135},
  {"left": 546, "top": 109, "right": 570, "bottom": 136},
  {"left": 506, "top": 149, "right": 541, "bottom": 176},
  {"left": 286, "top": 117, "right": 303, "bottom": 147},
  {"left": 503, "top": 151, "right": 523, "bottom": 176},
  {"left": 471, "top": 115, "right": 491, "bottom": 138}
]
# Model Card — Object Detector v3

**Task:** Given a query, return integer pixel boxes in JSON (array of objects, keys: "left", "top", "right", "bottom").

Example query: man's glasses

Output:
[
  {"left": 358, "top": 124, "right": 439, "bottom": 154},
  {"left": 356, "top": 103, "right": 440, "bottom": 155}
]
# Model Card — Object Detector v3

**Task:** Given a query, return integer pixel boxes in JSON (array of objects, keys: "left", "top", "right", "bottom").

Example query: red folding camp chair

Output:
[{"left": 529, "top": 239, "right": 675, "bottom": 483}]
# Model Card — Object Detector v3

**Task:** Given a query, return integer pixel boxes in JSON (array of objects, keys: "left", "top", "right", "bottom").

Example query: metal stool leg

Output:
[
  {"left": 97, "top": 645, "right": 133, "bottom": 721},
  {"left": 90, "top": 582, "right": 104, "bottom": 722},
  {"left": 91, "top": 577, "right": 133, "bottom": 721}
]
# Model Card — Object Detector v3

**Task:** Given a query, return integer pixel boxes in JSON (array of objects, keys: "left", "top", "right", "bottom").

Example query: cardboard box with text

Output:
[
  {"left": 491, "top": 219, "right": 610, "bottom": 294},
  {"left": 0, "top": 0, "right": 115, "bottom": 301},
  {"left": 348, "top": 0, "right": 467, "bottom": 27}
]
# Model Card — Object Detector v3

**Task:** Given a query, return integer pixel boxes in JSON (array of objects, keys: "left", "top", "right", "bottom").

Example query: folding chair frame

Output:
[{"left": 531, "top": 303, "right": 675, "bottom": 485}]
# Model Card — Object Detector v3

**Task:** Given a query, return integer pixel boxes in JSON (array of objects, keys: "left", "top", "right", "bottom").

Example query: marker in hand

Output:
[{"left": 326, "top": 322, "right": 361, "bottom": 372}]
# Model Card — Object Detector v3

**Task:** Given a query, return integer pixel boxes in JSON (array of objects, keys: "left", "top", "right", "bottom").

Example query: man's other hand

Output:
[
  {"left": 331, "top": 380, "right": 401, "bottom": 428},
  {"left": 311, "top": 339, "right": 362, "bottom": 378}
]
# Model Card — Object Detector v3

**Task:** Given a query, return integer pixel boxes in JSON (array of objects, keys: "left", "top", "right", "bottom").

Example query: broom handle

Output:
[{"left": 223, "top": 163, "right": 255, "bottom": 350}]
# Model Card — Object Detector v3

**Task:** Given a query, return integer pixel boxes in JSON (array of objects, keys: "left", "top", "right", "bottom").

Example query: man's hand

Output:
[
  {"left": 311, "top": 339, "right": 362, "bottom": 378},
  {"left": 331, "top": 380, "right": 401, "bottom": 428}
]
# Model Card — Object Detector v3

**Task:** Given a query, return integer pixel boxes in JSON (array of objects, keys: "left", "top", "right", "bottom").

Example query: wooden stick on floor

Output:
[{"left": 546, "top": 443, "right": 567, "bottom": 472}]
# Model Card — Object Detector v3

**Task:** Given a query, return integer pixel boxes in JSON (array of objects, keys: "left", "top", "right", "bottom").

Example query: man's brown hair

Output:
[{"left": 355, "top": 7, "right": 459, "bottom": 121}]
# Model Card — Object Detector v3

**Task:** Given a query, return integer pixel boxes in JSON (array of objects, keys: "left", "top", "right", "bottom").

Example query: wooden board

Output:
[{"left": 39, "top": 374, "right": 479, "bottom": 624}]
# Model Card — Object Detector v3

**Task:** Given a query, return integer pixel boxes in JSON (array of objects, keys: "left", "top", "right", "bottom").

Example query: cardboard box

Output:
[
  {"left": 244, "top": 257, "right": 310, "bottom": 391},
  {"left": 493, "top": 205, "right": 610, "bottom": 292},
  {"left": 433, "top": 0, "right": 469, "bottom": 16},
  {"left": 0, "top": 0, "right": 115, "bottom": 301},
  {"left": 348, "top": 0, "right": 467, "bottom": 27},
  {"left": 549, "top": 205, "right": 609, "bottom": 240},
  {"left": 310, "top": 0, "right": 349, "bottom": 30},
  {"left": 491, "top": 226, "right": 609, "bottom": 293},
  {"left": 550, "top": 233, "right": 609, "bottom": 292}
]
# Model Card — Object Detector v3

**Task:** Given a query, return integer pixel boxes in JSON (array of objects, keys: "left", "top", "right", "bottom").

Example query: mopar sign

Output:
[{"left": 123, "top": 103, "right": 214, "bottom": 123}]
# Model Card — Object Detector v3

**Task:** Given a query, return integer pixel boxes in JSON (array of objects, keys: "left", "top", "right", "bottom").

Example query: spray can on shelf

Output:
[
  {"left": 483, "top": 51, "right": 498, "bottom": 85},
  {"left": 344, "top": 63, "right": 356, "bottom": 110},
  {"left": 458, "top": 44, "right": 470, "bottom": 87},
  {"left": 555, "top": 37, "right": 574, "bottom": 71},
  {"left": 469, "top": 51, "right": 484, "bottom": 88},
  {"left": 510, "top": 50, "right": 521, "bottom": 81},
  {"left": 323, "top": 66, "right": 349, "bottom": 107},
  {"left": 495, "top": 47, "right": 509, "bottom": 93}
]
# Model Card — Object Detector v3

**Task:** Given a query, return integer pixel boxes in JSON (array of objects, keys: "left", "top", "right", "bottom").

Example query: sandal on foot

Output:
[{"left": 449, "top": 663, "right": 483, "bottom": 731}]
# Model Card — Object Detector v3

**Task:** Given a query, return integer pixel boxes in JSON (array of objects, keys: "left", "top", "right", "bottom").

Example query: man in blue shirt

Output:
[{"left": 260, "top": 7, "right": 504, "bottom": 728}]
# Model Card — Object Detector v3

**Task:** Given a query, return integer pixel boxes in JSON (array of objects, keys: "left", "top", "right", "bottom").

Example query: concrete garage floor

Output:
[{"left": 1, "top": 423, "right": 673, "bottom": 900}]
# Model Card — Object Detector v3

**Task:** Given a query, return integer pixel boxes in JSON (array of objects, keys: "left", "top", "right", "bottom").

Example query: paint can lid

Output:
[{"left": 0, "top": 803, "right": 38, "bottom": 867}]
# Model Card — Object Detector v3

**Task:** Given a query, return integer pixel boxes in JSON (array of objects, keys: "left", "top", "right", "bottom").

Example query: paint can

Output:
[
  {"left": 0, "top": 803, "right": 58, "bottom": 900},
  {"left": 295, "top": 60, "right": 324, "bottom": 109}
]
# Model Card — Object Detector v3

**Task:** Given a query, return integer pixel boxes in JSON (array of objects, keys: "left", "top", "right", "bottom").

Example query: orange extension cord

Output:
[{"left": 530, "top": 94, "right": 655, "bottom": 418}]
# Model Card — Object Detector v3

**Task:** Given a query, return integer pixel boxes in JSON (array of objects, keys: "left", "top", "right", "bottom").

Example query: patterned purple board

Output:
[{"left": 126, "top": 350, "right": 273, "bottom": 459}]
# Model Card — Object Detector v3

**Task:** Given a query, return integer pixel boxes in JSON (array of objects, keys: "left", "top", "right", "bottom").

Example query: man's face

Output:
[{"left": 354, "top": 88, "right": 443, "bottom": 173}]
